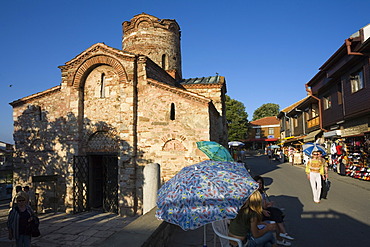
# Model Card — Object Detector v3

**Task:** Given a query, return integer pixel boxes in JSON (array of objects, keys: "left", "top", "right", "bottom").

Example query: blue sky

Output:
[{"left": 1, "top": 0, "right": 369, "bottom": 143}]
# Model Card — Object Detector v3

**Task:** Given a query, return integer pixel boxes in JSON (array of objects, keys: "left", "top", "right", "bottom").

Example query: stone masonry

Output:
[{"left": 10, "top": 13, "right": 228, "bottom": 217}]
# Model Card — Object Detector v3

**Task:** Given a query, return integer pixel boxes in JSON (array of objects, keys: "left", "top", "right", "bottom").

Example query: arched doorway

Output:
[{"left": 73, "top": 131, "right": 119, "bottom": 214}]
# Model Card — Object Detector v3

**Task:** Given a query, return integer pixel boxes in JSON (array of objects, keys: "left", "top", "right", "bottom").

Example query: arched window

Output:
[
  {"left": 100, "top": 73, "right": 106, "bottom": 98},
  {"left": 170, "top": 103, "right": 175, "bottom": 120},
  {"left": 37, "top": 106, "right": 42, "bottom": 121},
  {"left": 162, "top": 54, "right": 166, "bottom": 70}
]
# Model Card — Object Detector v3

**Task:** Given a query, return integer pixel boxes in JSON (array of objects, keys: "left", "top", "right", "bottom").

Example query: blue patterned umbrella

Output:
[
  {"left": 196, "top": 141, "right": 234, "bottom": 162},
  {"left": 303, "top": 142, "right": 326, "bottom": 156},
  {"left": 155, "top": 160, "right": 258, "bottom": 230}
]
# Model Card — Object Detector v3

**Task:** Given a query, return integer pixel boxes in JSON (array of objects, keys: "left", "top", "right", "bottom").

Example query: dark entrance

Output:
[
  {"left": 73, "top": 155, "right": 118, "bottom": 214},
  {"left": 89, "top": 156, "right": 104, "bottom": 209},
  {"left": 89, "top": 155, "right": 118, "bottom": 213}
]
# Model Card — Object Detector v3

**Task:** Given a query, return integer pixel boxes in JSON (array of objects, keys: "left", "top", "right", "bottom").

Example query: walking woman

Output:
[
  {"left": 306, "top": 150, "right": 328, "bottom": 203},
  {"left": 7, "top": 191, "right": 36, "bottom": 247},
  {"left": 229, "top": 190, "right": 277, "bottom": 247}
]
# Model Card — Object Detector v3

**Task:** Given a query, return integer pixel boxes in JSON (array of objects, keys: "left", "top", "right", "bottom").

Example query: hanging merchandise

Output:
[{"left": 343, "top": 135, "right": 370, "bottom": 181}]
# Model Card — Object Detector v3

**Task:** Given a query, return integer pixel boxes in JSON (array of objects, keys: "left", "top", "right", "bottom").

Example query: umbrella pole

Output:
[{"left": 203, "top": 224, "right": 207, "bottom": 247}]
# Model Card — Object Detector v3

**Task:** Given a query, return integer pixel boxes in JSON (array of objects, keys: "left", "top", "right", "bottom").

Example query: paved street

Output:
[
  {"left": 246, "top": 155, "right": 370, "bottom": 247},
  {"left": 0, "top": 155, "right": 369, "bottom": 246},
  {"left": 167, "top": 155, "right": 370, "bottom": 247},
  {"left": 0, "top": 200, "right": 10, "bottom": 223}
]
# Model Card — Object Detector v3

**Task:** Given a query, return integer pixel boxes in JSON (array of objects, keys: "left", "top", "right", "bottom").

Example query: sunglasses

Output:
[{"left": 17, "top": 199, "right": 25, "bottom": 202}]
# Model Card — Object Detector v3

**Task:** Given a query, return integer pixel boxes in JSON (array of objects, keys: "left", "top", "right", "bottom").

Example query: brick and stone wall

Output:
[
  {"left": 11, "top": 87, "right": 73, "bottom": 212},
  {"left": 10, "top": 13, "right": 228, "bottom": 216},
  {"left": 122, "top": 13, "right": 182, "bottom": 80},
  {"left": 136, "top": 78, "right": 212, "bottom": 183}
]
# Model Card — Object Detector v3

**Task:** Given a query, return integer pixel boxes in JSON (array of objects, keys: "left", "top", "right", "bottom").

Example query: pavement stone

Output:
[
  {"left": 79, "top": 229, "right": 99, "bottom": 237},
  {"left": 0, "top": 211, "right": 137, "bottom": 247},
  {"left": 93, "top": 230, "right": 115, "bottom": 238}
]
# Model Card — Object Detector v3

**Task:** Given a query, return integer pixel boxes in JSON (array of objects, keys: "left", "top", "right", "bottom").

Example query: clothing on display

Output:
[{"left": 328, "top": 135, "right": 370, "bottom": 181}]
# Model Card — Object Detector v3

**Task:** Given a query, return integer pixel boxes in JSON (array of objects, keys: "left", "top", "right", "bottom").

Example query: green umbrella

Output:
[{"left": 196, "top": 141, "right": 234, "bottom": 162}]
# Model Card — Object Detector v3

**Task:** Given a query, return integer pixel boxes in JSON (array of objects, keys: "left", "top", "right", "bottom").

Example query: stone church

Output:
[{"left": 10, "top": 13, "right": 228, "bottom": 216}]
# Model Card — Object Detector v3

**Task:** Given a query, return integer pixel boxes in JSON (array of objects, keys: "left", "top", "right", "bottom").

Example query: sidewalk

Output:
[{"left": 0, "top": 211, "right": 137, "bottom": 246}]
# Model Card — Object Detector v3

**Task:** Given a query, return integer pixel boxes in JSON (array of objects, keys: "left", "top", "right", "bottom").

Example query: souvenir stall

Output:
[
  {"left": 329, "top": 139, "right": 344, "bottom": 172},
  {"left": 343, "top": 135, "right": 370, "bottom": 181},
  {"left": 286, "top": 144, "right": 303, "bottom": 165},
  {"left": 281, "top": 137, "right": 305, "bottom": 165},
  {"left": 330, "top": 135, "right": 370, "bottom": 181}
]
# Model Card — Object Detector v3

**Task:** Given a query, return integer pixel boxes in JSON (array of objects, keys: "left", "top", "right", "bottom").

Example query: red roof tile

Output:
[{"left": 250, "top": 116, "right": 279, "bottom": 126}]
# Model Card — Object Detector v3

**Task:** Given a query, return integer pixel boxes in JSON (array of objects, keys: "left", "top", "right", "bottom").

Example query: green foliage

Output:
[
  {"left": 252, "top": 103, "right": 280, "bottom": 121},
  {"left": 225, "top": 95, "right": 249, "bottom": 141}
]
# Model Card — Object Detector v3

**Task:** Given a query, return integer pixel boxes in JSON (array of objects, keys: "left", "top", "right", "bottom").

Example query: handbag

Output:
[
  {"left": 15, "top": 206, "right": 41, "bottom": 237},
  {"left": 321, "top": 178, "right": 331, "bottom": 199},
  {"left": 29, "top": 215, "right": 41, "bottom": 237},
  {"left": 325, "top": 179, "right": 331, "bottom": 191}
]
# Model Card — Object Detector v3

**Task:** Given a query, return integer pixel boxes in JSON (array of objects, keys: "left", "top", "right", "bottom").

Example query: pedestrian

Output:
[
  {"left": 240, "top": 149, "right": 246, "bottom": 161},
  {"left": 254, "top": 175, "right": 294, "bottom": 246},
  {"left": 305, "top": 150, "right": 328, "bottom": 203},
  {"left": 7, "top": 191, "right": 37, "bottom": 247},
  {"left": 23, "top": 186, "right": 36, "bottom": 209},
  {"left": 228, "top": 190, "right": 277, "bottom": 247},
  {"left": 316, "top": 152, "right": 330, "bottom": 200},
  {"left": 11, "top": 186, "right": 24, "bottom": 208},
  {"left": 278, "top": 149, "right": 285, "bottom": 163},
  {"left": 338, "top": 152, "right": 348, "bottom": 176},
  {"left": 267, "top": 148, "right": 272, "bottom": 161},
  {"left": 288, "top": 147, "right": 295, "bottom": 166}
]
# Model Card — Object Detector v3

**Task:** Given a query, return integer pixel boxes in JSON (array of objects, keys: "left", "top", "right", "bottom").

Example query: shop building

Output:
[
  {"left": 305, "top": 24, "right": 370, "bottom": 180},
  {"left": 277, "top": 95, "right": 325, "bottom": 165},
  {"left": 245, "top": 116, "right": 280, "bottom": 151}
]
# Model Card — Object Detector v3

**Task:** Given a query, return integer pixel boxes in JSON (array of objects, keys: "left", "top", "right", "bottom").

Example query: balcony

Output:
[{"left": 307, "top": 116, "right": 320, "bottom": 129}]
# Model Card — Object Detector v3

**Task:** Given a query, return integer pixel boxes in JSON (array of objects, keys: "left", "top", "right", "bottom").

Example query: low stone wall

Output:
[
  {"left": 100, "top": 207, "right": 175, "bottom": 247},
  {"left": 142, "top": 221, "right": 175, "bottom": 247}
]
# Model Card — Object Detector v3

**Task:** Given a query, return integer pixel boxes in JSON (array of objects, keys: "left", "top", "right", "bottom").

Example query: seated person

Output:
[
  {"left": 229, "top": 190, "right": 276, "bottom": 247},
  {"left": 254, "top": 175, "right": 294, "bottom": 246}
]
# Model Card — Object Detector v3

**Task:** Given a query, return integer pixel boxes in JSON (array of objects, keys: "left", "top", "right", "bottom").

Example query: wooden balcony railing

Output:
[{"left": 307, "top": 116, "right": 320, "bottom": 128}]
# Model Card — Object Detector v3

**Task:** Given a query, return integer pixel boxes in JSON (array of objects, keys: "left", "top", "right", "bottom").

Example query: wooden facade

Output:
[
  {"left": 307, "top": 24, "right": 370, "bottom": 134},
  {"left": 277, "top": 96, "right": 322, "bottom": 144}
]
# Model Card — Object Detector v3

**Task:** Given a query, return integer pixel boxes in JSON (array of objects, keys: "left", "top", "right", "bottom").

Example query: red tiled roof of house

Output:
[{"left": 250, "top": 116, "right": 279, "bottom": 126}]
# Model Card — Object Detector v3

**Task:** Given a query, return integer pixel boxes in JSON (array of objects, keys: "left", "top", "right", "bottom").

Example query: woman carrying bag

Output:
[
  {"left": 7, "top": 191, "right": 39, "bottom": 247},
  {"left": 306, "top": 150, "right": 328, "bottom": 203}
]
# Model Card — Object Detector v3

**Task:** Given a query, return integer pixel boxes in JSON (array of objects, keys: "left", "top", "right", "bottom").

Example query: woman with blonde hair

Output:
[
  {"left": 229, "top": 190, "right": 276, "bottom": 247},
  {"left": 254, "top": 175, "right": 293, "bottom": 246},
  {"left": 306, "top": 150, "right": 328, "bottom": 203}
]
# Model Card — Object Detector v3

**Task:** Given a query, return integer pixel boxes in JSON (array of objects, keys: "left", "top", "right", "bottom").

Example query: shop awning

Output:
[
  {"left": 323, "top": 130, "right": 342, "bottom": 138},
  {"left": 283, "top": 135, "right": 306, "bottom": 144},
  {"left": 265, "top": 138, "right": 278, "bottom": 142},
  {"left": 303, "top": 130, "right": 322, "bottom": 142},
  {"left": 341, "top": 133, "right": 364, "bottom": 138},
  {"left": 244, "top": 138, "right": 278, "bottom": 142},
  {"left": 283, "top": 136, "right": 295, "bottom": 140}
]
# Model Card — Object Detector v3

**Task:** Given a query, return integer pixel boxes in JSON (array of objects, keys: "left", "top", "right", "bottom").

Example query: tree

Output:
[
  {"left": 252, "top": 103, "right": 280, "bottom": 121},
  {"left": 225, "top": 95, "right": 249, "bottom": 141}
]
